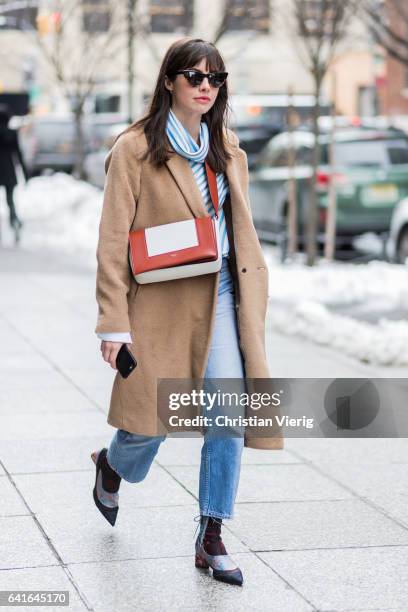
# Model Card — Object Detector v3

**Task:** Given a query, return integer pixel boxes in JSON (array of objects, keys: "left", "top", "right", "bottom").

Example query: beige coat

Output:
[{"left": 95, "top": 125, "right": 284, "bottom": 450}]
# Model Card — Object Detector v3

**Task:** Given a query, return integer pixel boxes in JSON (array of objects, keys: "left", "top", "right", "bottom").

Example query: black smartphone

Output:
[{"left": 116, "top": 343, "right": 137, "bottom": 378}]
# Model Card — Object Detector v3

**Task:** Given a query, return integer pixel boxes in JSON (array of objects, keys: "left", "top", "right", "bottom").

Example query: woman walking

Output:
[
  {"left": 92, "top": 37, "right": 283, "bottom": 587},
  {"left": 0, "top": 105, "right": 26, "bottom": 236}
]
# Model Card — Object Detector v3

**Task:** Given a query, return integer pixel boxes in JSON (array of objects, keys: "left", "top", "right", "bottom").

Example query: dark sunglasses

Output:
[{"left": 170, "top": 69, "right": 228, "bottom": 88}]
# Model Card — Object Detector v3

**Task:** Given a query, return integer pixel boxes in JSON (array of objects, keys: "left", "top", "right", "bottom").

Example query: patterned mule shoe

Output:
[{"left": 194, "top": 515, "right": 243, "bottom": 586}]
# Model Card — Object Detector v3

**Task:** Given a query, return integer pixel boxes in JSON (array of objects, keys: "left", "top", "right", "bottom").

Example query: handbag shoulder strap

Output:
[{"left": 204, "top": 160, "right": 219, "bottom": 219}]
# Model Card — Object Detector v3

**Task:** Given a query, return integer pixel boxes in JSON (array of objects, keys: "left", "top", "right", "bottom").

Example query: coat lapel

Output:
[
  {"left": 164, "top": 152, "right": 209, "bottom": 219},
  {"left": 164, "top": 139, "right": 244, "bottom": 222}
]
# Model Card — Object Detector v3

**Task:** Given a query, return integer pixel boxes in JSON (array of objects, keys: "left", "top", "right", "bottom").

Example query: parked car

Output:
[
  {"left": 386, "top": 197, "right": 408, "bottom": 264},
  {"left": 230, "top": 94, "right": 330, "bottom": 168},
  {"left": 84, "top": 122, "right": 130, "bottom": 187},
  {"left": 19, "top": 113, "right": 129, "bottom": 176},
  {"left": 248, "top": 127, "right": 408, "bottom": 255},
  {"left": 19, "top": 115, "right": 77, "bottom": 175}
]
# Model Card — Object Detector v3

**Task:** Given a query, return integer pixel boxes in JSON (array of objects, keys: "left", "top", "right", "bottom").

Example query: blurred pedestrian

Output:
[{"left": 0, "top": 104, "right": 28, "bottom": 231}]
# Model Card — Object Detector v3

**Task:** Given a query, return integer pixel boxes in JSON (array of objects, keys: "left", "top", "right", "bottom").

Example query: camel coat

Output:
[{"left": 95, "top": 124, "right": 284, "bottom": 450}]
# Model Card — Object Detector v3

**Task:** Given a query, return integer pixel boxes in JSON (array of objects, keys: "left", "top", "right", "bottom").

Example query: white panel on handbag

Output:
[
  {"left": 145, "top": 219, "right": 199, "bottom": 257},
  {"left": 135, "top": 217, "right": 222, "bottom": 284}
]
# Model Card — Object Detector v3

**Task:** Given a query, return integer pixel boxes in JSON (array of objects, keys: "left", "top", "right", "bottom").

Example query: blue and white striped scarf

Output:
[{"left": 165, "top": 108, "right": 230, "bottom": 258}]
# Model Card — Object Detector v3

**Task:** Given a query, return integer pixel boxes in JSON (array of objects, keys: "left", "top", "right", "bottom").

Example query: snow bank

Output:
[
  {"left": 2, "top": 173, "right": 102, "bottom": 268},
  {"left": 264, "top": 249, "right": 408, "bottom": 366}
]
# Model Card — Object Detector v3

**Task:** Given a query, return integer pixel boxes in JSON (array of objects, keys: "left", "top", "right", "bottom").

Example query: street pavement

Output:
[{"left": 1, "top": 242, "right": 408, "bottom": 612}]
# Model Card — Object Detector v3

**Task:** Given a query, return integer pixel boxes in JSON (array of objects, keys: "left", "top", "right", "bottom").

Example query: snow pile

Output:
[
  {"left": 2, "top": 173, "right": 102, "bottom": 268},
  {"left": 264, "top": 254, "right": 408, "bottom": 309},
  {"left": 263, "top": 250, "right": 408, "bottom": 366},
  {"left": 270, "top": 300, "right": 408, "bottom": 366}
]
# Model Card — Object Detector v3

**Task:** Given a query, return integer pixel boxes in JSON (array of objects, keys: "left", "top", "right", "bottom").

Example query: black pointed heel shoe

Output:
[
  {"left": 194, "top": 516, "right": 243, "bottom": 586},
  {"left": 91, "top": 447, "right": 121, "bottom": 526}
]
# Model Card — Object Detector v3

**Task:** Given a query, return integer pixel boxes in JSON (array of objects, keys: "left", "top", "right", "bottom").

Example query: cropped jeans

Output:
[{"left": 106, "top": 255, "right": 246, "bottom": 520}]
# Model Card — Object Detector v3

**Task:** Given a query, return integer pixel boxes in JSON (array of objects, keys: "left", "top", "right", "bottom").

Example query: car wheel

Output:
[{"left": 396, "top": 226, "right": 408, "bottom": 264}]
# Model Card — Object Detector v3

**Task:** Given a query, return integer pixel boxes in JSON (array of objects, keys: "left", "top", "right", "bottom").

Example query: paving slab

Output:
[
  {"left": 68, "top": 552, "right": 314, "bottom": 612},
  {"left": 285, "top": 438, "right": 408, "bottom": 465},
  {"left": 306, "top": 462, "right": 408, "bottom": 501},
  {"left": 81, "top": 385, "right": 112, "bottom": 410},
  {"left": 0, "top": 436, "right": 111, "bottom": 474},
  {"left": 266, "top": 327, "right": 379, "bottom": 379},
  {"left": 34, "top": 505, "right": 250, "bottom": 565},
  {"left": 155, "top": 436, "right": 301, "bottom": 466},
  {"left": 13, "top": 466, "right": 195, "bottom": 515},
  {"left": 29, "top": 272, "right": 97, "bottom": 307},
  {"left": 167, "top": 464, "right": 353, "bottom": 504},
  {"left": 259, "top": 546, "right": 408, "bottom": 610},
  {"left": 364, "top": 494, "right": 408, "bottom": 528},
  {"left": 1, "top": 476, "right": 29, "bottom": 517},
  {"left": 59, "top": 366, "right": 117, "bottom": 391},
  {"left": 0, "top": 369, "right": 74, "bottom": 391},
  {"left": 0, "top": 411, "right": 111, "bottom": 441},
  {"left": 0, "top": 565, "right": 88, "bottom": 611},
  {"left": 0, "top": 386, "right": 99, "bottom": 415},
  {"left": 307, "top": 462, "right": 408, "bottom": 529},
  {"left": 228, "top": 499, "right": 408, "bottom": 551},
  {"left": 24, "top": 344, "right": 106, "bottom": 371},
  {"left": 0, "top": 516, "right": 57, "bottom": 570}
]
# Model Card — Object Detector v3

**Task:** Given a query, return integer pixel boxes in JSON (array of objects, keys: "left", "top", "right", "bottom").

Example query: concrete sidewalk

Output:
[{"left": 1, "top": 243, "right": 408, "bottom": 611}]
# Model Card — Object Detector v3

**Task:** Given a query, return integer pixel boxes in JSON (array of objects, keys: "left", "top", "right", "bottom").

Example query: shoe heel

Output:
[
  {"left": 195, "top": 552, "right": 209, "bottom": 569},
  {"left": 91, "top": 451, "right": 98, "bottom": 465}
]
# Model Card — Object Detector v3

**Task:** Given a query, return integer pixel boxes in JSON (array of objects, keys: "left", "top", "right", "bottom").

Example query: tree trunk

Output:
[
  {"left": 127, "top": 0, "right": 137, "bottom": 123},
  {"left": 324, "top": 72, "right": 338, "bottom": 261},
  {"left": 73, "top": 107, "right": 86, "bottom": 180},
  {"left": 287, "top": 86, "right": 298, "bottom": 257},
  {"left": 306, "top": 75, "right": 321, "bottom": 267}
]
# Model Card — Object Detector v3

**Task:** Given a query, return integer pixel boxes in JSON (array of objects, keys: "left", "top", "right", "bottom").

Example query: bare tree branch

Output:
[{"left": 362, "top": 0, "right": 408, "bottom": 66}]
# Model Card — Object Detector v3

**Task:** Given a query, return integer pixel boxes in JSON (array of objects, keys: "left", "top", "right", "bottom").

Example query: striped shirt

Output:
[{"left": 165, "top": 108, "right": 230, "bottom": 258}]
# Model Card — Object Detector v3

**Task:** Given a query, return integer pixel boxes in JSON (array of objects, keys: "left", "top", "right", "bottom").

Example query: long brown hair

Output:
[{"left": 120, "top": 37, "right": 234, "bottom": 173}]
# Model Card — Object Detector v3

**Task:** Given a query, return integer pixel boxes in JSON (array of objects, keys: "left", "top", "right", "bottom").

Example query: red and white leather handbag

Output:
[{"left": 128, "top": 160, "right": 222, "bottom": 284}]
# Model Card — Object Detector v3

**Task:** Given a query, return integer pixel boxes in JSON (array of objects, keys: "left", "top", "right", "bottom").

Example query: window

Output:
[
  {"left": 326, "top": 138, "right": 408, "bottom": 168},
  {"left": 387, "top": 139, "right": 408, "bottom": 165},
  {"left": 300, "top": 0, "right": 340, "bottom": 37},
  {"left": 296, "top": 145, "right": 313, "bottom": 165},
  {"left": 94, "top": 94, "right": 121, "bottom": 113},
  {"left": 231, "top": 104, "right": 284, "bottom": 127},
  {"left": 226, "top": 0, "right": 270, "bottom": 32},
  {"left": 0, "top": 0, "right": 38, "bottom": 30},
  {"left": 82, "top": 0, "right": 110, "bottom": 33},
  {"left": 149, "top": 0, "right": 193, "bottom": 34}
]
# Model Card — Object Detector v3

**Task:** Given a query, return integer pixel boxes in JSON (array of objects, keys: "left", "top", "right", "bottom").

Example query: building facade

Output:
[{"left": 0, "top": 0, "right": 406, "bottom": 119}]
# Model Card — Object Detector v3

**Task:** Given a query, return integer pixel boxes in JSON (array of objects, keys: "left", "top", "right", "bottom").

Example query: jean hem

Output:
[{"left": 199, "top": 509, "right": 234, "bottom": 520}]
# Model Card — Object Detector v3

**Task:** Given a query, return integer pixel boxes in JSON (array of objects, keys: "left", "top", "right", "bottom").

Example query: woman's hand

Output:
[{"left": 100, "top": 340, "right": 124, "bottom": 370}]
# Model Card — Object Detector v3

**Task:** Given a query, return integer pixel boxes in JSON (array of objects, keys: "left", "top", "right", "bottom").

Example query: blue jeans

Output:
[{"left": 106, "top": 256, "right": 246, "bottom": 520}]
